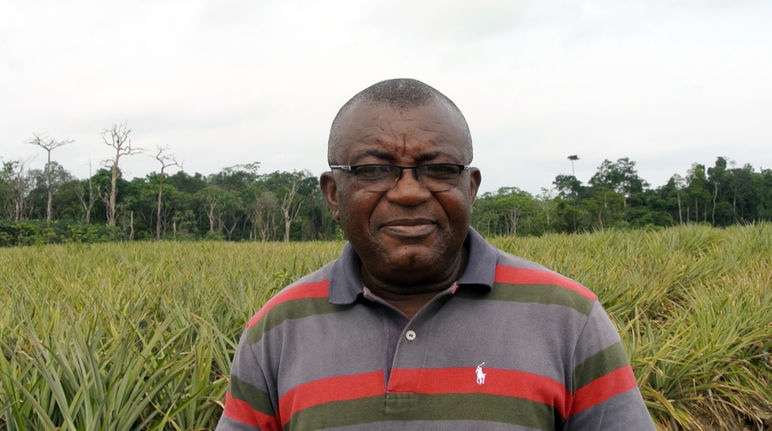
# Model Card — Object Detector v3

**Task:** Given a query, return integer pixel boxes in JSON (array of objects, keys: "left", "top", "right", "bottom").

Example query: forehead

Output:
[{"left": 331, "top": 100, "right": 470, "bottom": 163}]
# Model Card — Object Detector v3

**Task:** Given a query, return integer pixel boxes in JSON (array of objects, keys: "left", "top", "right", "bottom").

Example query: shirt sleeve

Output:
[
  {"left": 564, "top": 301, "right": 656, "bottom": 430},
  {"left": 216, "top": 328, "right": 281, "bottom": 431}
]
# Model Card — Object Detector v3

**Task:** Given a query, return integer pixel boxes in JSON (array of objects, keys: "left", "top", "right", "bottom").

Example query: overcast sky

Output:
[{"left": 1, "top": 0, "right": 770, "bottom": 195}]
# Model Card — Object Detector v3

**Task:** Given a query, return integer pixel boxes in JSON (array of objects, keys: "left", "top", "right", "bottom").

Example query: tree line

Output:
[
  {"left": 473, "top": 156, "right": 770, "bottom": 237},
  {"left": 1, "top": 126, "right": 770, "bottom": 246}
]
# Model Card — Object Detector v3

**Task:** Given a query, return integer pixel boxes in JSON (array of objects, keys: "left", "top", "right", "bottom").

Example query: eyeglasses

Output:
[{"left": 329, "top": 163, "right": 470, "bottom": 192}]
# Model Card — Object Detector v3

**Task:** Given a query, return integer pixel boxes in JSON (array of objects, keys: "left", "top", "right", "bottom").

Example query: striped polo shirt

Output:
[{"left": 217, "top": 229, "right": 655, "bottom": 430}]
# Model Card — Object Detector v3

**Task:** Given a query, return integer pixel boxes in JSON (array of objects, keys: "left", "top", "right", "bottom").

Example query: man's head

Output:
[
  {"left": 320, "top": 79, "right": 481, "bottom": 289},
  {"left": 328, "top": 79, "right": 473, "bottom": 164}
]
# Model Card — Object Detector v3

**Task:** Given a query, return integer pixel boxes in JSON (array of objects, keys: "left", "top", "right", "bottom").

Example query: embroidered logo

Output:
[{"left": 475, "top": 362, "right": 487, "bottom": 385}]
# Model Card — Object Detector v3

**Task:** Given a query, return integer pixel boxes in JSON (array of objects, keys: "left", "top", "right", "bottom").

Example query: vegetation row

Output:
[
  {"left": 2, "top": 151, "right": 770, "bottom": 247},
  {"left": 1, "top": 224, "right": 769, "bottom": 429}
]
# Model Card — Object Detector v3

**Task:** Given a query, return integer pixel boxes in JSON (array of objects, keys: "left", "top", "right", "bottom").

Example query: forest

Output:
[{"left": 1, "top": 127, "right": 770, "bottom": 246}]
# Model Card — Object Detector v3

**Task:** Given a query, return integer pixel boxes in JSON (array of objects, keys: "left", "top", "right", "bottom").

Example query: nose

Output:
[{"left": 385, "top": 167, "right": 432, "bottom": 205}]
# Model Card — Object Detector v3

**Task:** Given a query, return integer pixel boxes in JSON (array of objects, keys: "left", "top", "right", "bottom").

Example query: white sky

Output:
[{"left": 1, "top": 0, "right": 770, "bottom": 195}]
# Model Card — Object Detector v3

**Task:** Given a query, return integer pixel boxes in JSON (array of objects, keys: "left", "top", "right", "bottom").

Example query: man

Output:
[{"left": 217, "top": 79, "right": 655, "bottom": 430}]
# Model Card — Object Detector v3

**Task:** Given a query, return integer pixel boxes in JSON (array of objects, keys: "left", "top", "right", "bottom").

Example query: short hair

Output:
[{"left": 328, "top": 78, "right": 472, "bottom": 163}]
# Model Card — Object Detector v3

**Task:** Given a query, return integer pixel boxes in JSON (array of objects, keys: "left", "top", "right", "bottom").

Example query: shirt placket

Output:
[{"left": 364, "top": 284, "right": 458, "bottom": 414}]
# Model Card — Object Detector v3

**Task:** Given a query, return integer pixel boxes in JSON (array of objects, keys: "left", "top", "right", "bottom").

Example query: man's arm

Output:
[
  {"left": 216, "top": 329, "right": 281, "bottom": 431},
  {"left": 565, "top": 301, "right": 656, "bottom": 430}
]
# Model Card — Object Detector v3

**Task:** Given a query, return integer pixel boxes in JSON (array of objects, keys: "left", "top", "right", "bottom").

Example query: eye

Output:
[
  {"left": 353, "top": 164, "right": 394, "bottom": 181},
  {"left": 423, "top": 164, "right": 461, "bottom": 180}
]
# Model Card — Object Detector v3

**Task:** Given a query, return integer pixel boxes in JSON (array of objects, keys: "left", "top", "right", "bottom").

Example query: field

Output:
[{"left": 1, "top": 224, "right": 770, "bottom": 430}]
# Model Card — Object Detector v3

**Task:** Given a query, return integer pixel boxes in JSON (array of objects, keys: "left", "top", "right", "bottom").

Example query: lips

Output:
[{"left": 380, "top": 218, "right": 437, "bottom": 238}]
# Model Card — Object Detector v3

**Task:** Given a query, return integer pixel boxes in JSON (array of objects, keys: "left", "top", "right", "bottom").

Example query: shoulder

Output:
[
  {"left": 489, "top": 248, "right": 598, "bottom": 316},
  {"left": 245, "top": 262, "right": 335, "bottom": 330}
]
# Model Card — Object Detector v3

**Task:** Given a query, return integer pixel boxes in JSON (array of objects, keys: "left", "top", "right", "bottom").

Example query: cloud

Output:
[{"left": 1, "top": 1, "right": 770, "bottom": 195}]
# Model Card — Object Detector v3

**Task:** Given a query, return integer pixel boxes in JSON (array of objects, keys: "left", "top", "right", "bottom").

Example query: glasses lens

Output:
[
  {"left": 421, "top": 164, "right": 462, "bottom": 180},
  {"left": 352, "top": 164, "right": 398, "bottom": 183},
  {"left": 352, "top": 164, "right": 463, "bottom": 191},
  {"left": 419, "top": 164, "right": 463, "bottom": 191}
]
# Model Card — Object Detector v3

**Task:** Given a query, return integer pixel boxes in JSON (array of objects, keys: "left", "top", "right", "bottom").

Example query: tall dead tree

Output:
[
  {"left": 102, "top": 123, "right": 142, "bottom": 226},
  {"left": 280, "top": 179, "right": 303, "bottom": 242},
  {"left": 74, "top": 160, "right": 96, "bottom": 224},
  {"left": 28, "top": 134, "right": 73, "bottom": 222},
  {"left": 154, "top": 146, "right": 181, "bottom": 240},
  {"left": 8, "top": 159, "right": 34, "bottom": 222}
]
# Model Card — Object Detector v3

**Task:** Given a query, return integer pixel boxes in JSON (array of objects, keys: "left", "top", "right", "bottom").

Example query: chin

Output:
[{"left": 384, "top": 247, "right": 447, "bottom": 276}]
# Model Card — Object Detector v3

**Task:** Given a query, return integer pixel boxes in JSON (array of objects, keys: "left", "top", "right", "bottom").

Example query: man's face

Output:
[{"left": 321, "top": 100, "right": 481, "bottom": 287}]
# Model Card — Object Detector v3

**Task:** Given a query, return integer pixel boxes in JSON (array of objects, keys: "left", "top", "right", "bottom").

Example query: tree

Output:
[
  {"left": 685, "top": 164, "right": 710, "bottom": 223},
  {"left": 0, "top": 161, "right": 19, "bottom": 220},
  {"left": 280, "top": 176, "right": 303, "bottom": 242},
  {"left": 707, "top": 157, "right": 728, "bottom": 226},
  {"left": 567, "top": 155, "right": 579, "bottom": 177},
  {"left": 253, "top": 191, "right": 279, "bottom": 241},
  {"left": 26, "top": 161, "right": 76, "bottom": 220},
  {"left": 553, "top": 174, "right": 587, "bottom": 233},
  {"left": 3, "top": 159, "right": 34, "bottom": 222},
  {"left": 27, "top": 134, "right": 73, "bottom": 221},
  {"left": 553, "top": 174, "right": 583, "bottom": 200},
  {"left": 471, "top": 187, "right": 544, "bottom": 236},
  {"left": 589, "top": 158, "right": 647, "bottom": 208},
  {"left": 74, "top": 160, "right": 97, "bottom": 224},
  {"left": 196, "top": 185, "right": 224, "bottom": 236},
  {"left": 153, "top": 146, "right": 181, "bottom": 240},
  {"left": 102, "top": 123, "right": 142, "bottom": 226}
]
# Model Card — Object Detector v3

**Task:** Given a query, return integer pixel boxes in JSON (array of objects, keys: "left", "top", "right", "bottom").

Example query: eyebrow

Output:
[{"left": 350, "top": 149, "right": 455, "bottom": 165}]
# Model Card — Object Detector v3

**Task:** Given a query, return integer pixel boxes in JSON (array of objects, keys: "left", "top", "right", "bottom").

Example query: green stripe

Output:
[
  {"left": 573, "top": 341, "right": 629, "bottom": 390},
  {"left": 285, "top": 393, "right": 564, "bottom": 431},
  {"left": 247, "top": 298, "right": 345, "bottom": 344},
  {"left": 229, "top": 375, "right": 275, "bottom": 416},
  {"left": 459, "top": 283, "right": 594, "bottom": 315}
]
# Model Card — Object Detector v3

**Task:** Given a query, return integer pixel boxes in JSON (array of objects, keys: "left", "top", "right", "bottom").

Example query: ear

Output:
[
  {"left": 319, "top": 171, "right": 340, "bottom": 220},
  {"left": 468, "top": 168, "right": 481, "bottom": 203}
]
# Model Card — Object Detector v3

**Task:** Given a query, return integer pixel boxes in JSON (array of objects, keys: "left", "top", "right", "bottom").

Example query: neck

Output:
[{"left": 361, "top": 248, "right": 468, "bottom": 319}]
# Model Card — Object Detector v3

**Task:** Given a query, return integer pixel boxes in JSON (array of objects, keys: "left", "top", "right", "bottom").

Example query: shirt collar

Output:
[{"left": 328, "top": 228, "right": 497, "bottom": 305}]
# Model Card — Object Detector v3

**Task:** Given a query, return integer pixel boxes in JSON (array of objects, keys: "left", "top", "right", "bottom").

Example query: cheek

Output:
[
  {"left": 338, "top": 191, "right": 380, "bottom": 230},
  {"left": 438, "top": 193, "right": 473, "bottom": 224}
]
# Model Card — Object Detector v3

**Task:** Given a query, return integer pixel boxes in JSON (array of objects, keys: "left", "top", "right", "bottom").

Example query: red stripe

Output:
[
  {"left": 494, "top": 265, "right": 596, "bottom": 300},
  {"left": 224, "top": 391, "right": 280, "bottom": 431},
  {"left": 247, "top": 280, "right": 329, "bottom": 328},
  {"left": 571, "top": 365, "right": 638, "bottom": 415},
  {"left": 278, "top": 371, "right": 385, "bottom": 426},
  {"left": 388, "top": 367, "right": 572, "bottom": 420}
]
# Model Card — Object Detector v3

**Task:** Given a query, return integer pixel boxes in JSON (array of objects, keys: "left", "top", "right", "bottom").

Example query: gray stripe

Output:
[
  {"left": 398, "top": 294, "right": 588, "bottom": 383},
  {"left": 328, "top": 420, "right": 550, "bottom": 431},
  {"left": 230, "top": 329, "right": 271, "bottom": 393},
  {"left": 571, "top": 302, "right": 625, "bottom": 370},
  {"left": 284, "top": 260, "right": 334, "bottom": 287},
  {"left": 495, "top": 249, "right": 552, "bottom": 272},
  {"left": 567, "top": 386, "right": 655, "bottom": 429},
  {"left": 215, "top": 414, "right": 260, "bottom": 431},
  {"left": 255, "top": 305, "right": 388, "bottom": 398}
]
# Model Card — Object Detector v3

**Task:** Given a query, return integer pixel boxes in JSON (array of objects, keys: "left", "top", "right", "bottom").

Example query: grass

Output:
[{"left": 1, "top": 224, "right": 770, "bottom": 430}]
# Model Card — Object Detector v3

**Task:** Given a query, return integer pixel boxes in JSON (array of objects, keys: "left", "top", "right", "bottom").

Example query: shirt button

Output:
[{"left": 405, "top": 330, "right": 417, "bottom": 341}]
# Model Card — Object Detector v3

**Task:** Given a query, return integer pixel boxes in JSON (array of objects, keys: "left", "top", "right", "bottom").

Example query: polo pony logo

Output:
[{"left": 475, "top": 362, "right": 486, "bottom": 385}]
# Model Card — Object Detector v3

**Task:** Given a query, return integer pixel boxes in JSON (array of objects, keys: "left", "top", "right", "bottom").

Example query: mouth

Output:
[{"left": 380, "top": 218, "right": 437, "bottom": 238}]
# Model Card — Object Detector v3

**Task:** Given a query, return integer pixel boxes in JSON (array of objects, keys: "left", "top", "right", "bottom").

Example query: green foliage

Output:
[
  {"left": 0, "top": 220, "right": 123, "bottom": 246},
  {"left": 0, "top": 226, "right": 769, "bottom": 429},
  {"left": 1, "top": 155, "right": 770, "bottom": 244},
  {"left": 0, "top": 240, "right": 343, "bottom": 430}
]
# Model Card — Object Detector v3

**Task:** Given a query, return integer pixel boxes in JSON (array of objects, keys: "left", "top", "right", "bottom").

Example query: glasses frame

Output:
[{"left": 329, "top": 163, "right": 470, "bottom": 192}]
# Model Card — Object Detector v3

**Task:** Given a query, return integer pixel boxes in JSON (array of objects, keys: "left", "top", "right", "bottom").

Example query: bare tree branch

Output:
[
  {"left": 28, "top": 134, "right": 73, "bottom": 221},
  {"left": 154, "top": 145, "right": 181, "bottom": 240},
  {"left": 102, "top": 122, "right": 143, "bottom": 226}
]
